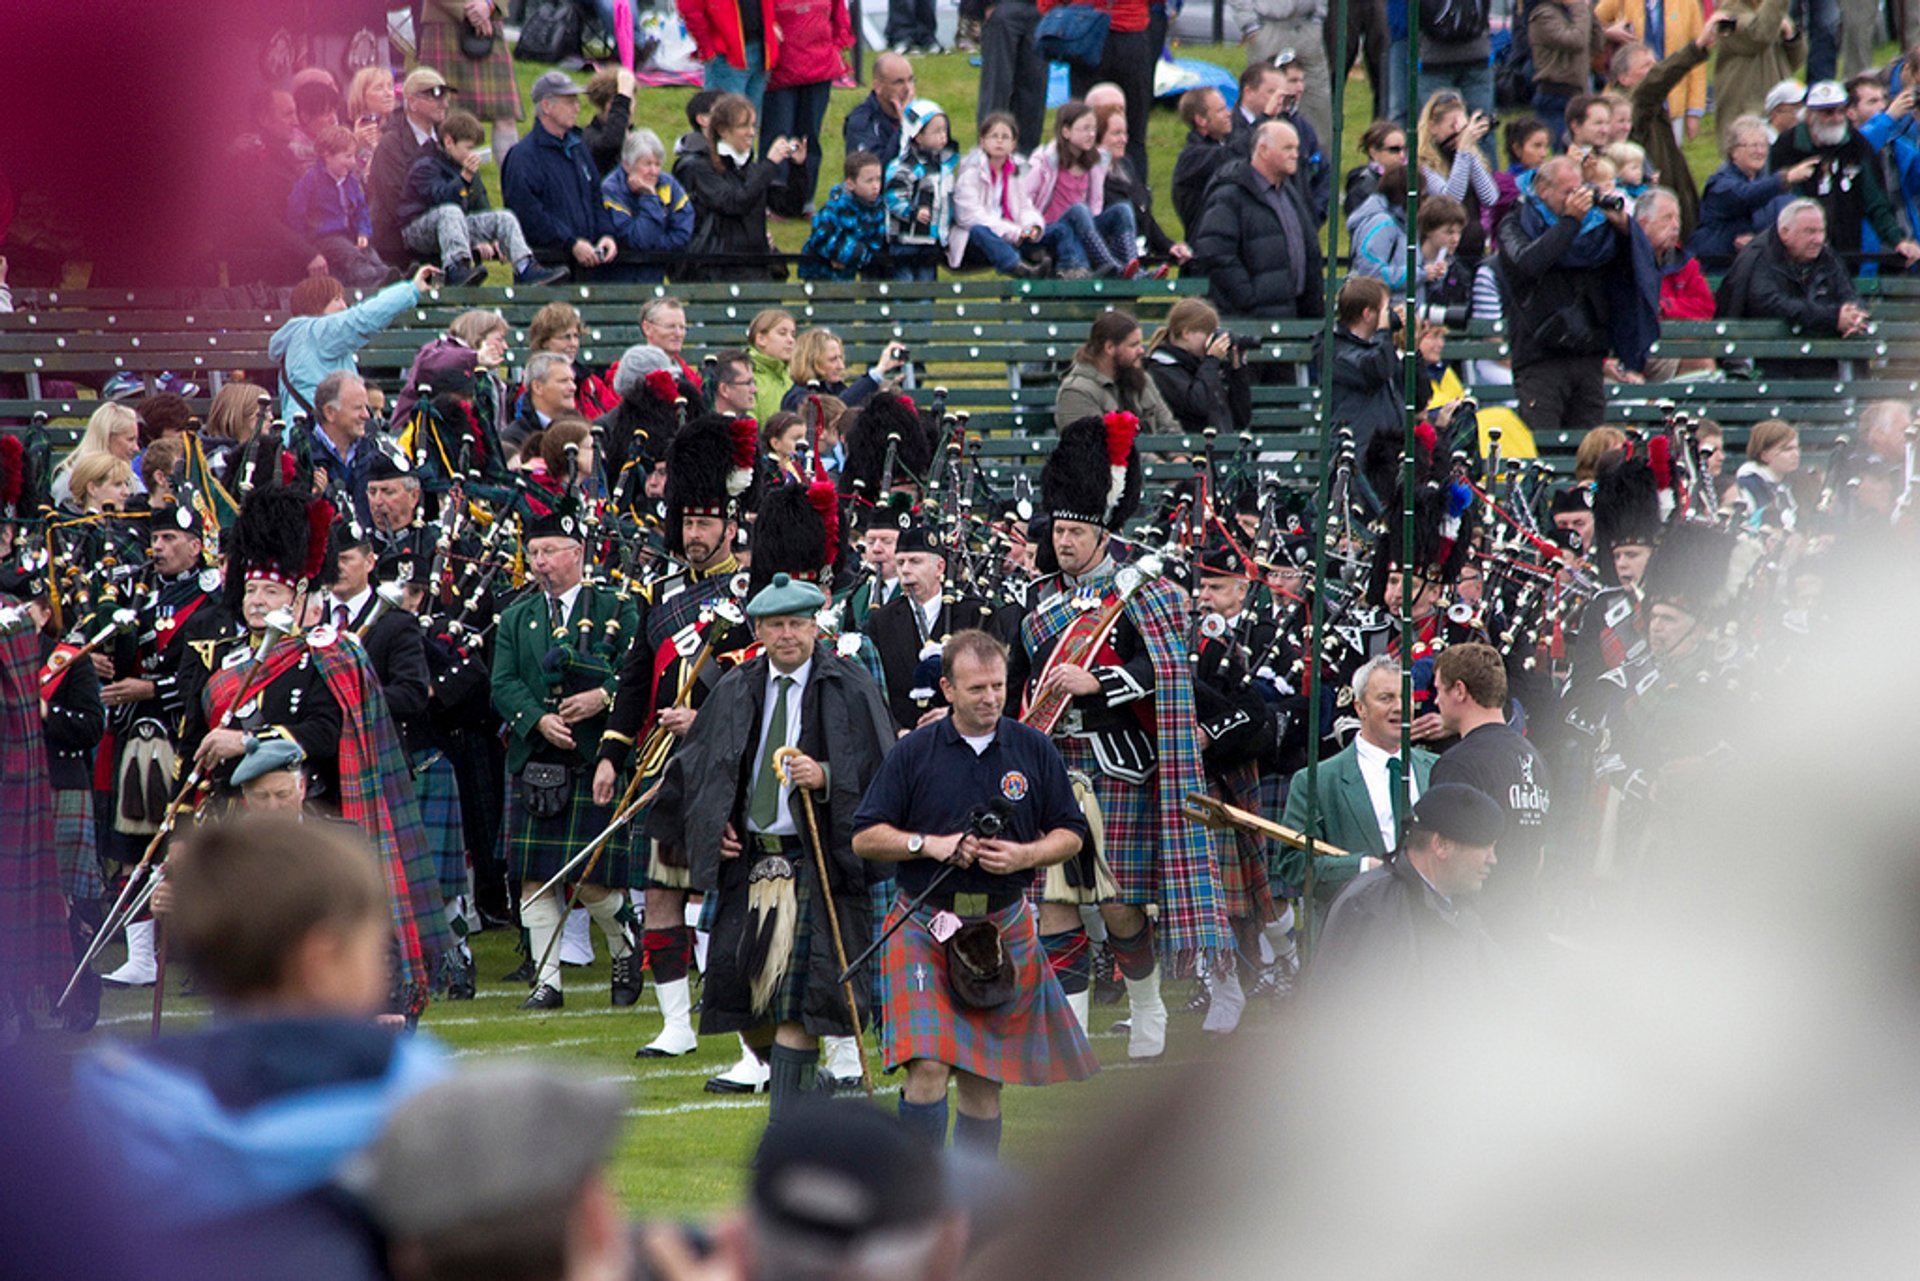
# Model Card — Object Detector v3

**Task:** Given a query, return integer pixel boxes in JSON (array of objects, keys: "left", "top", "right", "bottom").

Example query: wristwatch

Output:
[{"left": 907, "top": 833, "right": 925, "bottom": 855}]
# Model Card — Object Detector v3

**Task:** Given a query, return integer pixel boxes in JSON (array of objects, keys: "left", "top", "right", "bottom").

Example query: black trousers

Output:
[
  {"left": 1515, "top": 355, "right": 1607, "bottom": 433},
  {"left": 1071, "top": 26, "right": 1154, "bottom": 187}
]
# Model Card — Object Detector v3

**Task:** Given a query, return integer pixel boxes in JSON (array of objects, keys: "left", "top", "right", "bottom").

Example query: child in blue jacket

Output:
[
  {"left": 286, "top": 125, "right": 390, "bottom": 286},
  {"left": 884, "top": 100, "right": 959, "bottom": 281},
  {"left": 799, "top": 151, "right": 890, "bottom": 281}
]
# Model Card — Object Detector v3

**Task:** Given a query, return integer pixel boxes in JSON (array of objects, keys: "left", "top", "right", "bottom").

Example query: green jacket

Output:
[
  {"left": 1276, "top": 742, "right": 1436, "bottom": 907},
  {"left": 749, "top": 347, "right": 793, "bottom": 425},
  {"left": 491, "top": 582, "right": 640, "bottom": 774},
  {"left": 1713, "top": 0, "right": 1805, "bottom": 128}
]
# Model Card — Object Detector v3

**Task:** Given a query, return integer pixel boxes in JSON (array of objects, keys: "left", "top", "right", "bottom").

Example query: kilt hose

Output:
[
  {"left": 882, "top": 894, "right": 1099, "bottom": 1087},
  {"left": 1054, "top": 736, "right": 1158, "bottom": 908},
  {"left": 507, "top": 769, "right": 633, "bottom": 890},
  {"left": 413, "top": 751, "right": 468, "bottom": 904},
  {"left": 53, "top": 788, "right": 105, "bottom": 903},
  {"left": 413, "top": 22, "right": 524, "bottom": 121}
]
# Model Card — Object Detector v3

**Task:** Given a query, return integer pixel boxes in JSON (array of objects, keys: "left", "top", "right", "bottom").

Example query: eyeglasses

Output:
[
  {"left": 1380, "top": 143, "right": 1406, "bottom": 153},
  {"left": 421, "top": 86, "right": 450, "bottom": 99},
  {"left": 1270, "top": 47, "right": 1298, "bottom": 67}
]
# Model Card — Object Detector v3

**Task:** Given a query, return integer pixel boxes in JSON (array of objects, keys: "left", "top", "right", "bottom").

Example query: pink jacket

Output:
[
  {"left": 948, "top": 147, "right": 1046, "bottom": 267},
  {"left": 766, "top": 0, "right": 851, "bottom": 89},
  {"left": 1019, "top": 142, "right": 1110, "bottom": 222}
]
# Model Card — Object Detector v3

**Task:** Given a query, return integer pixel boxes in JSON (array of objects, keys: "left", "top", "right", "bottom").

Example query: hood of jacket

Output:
[
  {"left": 1346, "top": 190, "right": 1394, "bottom": 233},
  {"left": 674, "top": 128, "right": 710, "bottom": 161}
]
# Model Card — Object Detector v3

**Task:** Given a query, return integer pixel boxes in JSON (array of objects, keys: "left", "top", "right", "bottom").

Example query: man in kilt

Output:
[
  {"left": 490, "top": 504, "right": 639, "bottom": 1010},
  {"left": 647, "top": 565, "right": 896, "bottom": 1132},
  {"left": 853, "top": 628, "right": 1098, "bottom": 1154},
  {"left": 594, "top": 414, "right": 757, "bottom": 1058},
  {"left": 413, "top": 8, "right": 523, "bottom": 159},
  {"left": 1005, "top": 412, "right": 1227, "bottom": 1060}
]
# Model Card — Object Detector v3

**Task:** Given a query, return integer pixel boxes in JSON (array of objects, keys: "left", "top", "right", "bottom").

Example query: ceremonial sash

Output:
[{"left": 203, "top": 638, "right": 308, "bottom": 727}]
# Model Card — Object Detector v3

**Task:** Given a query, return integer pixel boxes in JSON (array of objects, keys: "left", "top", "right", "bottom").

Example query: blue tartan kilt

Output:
[
  {"left": 1055, "top": 736, "right": 1156, "bottom": 906},
  {"left": 54, "top": 788, "right": 104, "bottom": 903},
  {"left": 881, "top": 894, "right": 1099, "bottom": 1086},
  {"left": 506, "top": 766, "right": 631, "bottom": 889},
  {"left": 412, "top": 751, "right": 467, "bottom": 903}
]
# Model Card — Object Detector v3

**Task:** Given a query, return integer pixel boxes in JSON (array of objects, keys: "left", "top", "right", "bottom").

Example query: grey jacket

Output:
[{"left": 1052, "top": 357, "right": 1180, "bottom": 434}]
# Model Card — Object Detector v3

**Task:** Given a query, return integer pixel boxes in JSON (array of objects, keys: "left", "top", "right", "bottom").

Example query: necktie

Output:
[
  {"left": 549, "top": 594, "right": 567, "bottom": 636},
  {"left": 748, "top": 675, "right": 794, "bottom": 831},
  {"left": 335, "top": 603, "right": 350, "bottom": 631},
  {"left": 1386, "top": 755, "right": 1406, "bottom": 843}
]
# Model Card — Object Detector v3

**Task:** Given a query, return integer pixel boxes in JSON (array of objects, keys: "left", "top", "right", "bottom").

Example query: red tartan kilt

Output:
[{"left": 881, "top": 894, "right": 1100, "bottom": 1087}]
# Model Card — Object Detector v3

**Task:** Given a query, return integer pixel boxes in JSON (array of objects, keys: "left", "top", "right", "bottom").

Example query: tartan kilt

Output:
[
  {"left": 700, "top": 840, "right": 871, "bottom": 1038},
  {"left": 1055, "top": 737, "right": 1156, "bottom": 907},
  {"left": 881, "top": 895, "right": 1099, "bottom": 1087},
  {"left": 413, "top": 751, "right": 467, "bottom": 903},
  {"left": 53, "top": 788, "right": 104, "bottom": 903},
  {"left": 1212, "top": 764, "right": 1277, "bottom": 925},
  {"left": 506, "top": 768, "right": 631, "bottom": 888},
  {"left": 415, "top": 20, "right": 524, "bottom": 122}
]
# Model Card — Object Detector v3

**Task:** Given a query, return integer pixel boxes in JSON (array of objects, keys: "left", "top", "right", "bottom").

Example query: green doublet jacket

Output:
[{"left": 491, "top": 582, "right": 639, "bottom": 774}]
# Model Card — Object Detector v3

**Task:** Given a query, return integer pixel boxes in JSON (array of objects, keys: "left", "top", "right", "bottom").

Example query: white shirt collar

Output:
[
  {"left": 333, "top": 585, "right": 374, "bottom": 623},
  {"left": 549, "top": 581, "right": 584, "bottom": 617},
  {"left": 768, "top": 655, "right": 813, "bottom": 692},
  {"left": 409, "top": 116, "right": 434, "bottom": 146}
]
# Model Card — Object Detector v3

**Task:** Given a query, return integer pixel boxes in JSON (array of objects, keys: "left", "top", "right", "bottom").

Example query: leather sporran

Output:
[
  {"left": 518, "top": 761, "right": 574, "bottom": 820},
  {"left": 946, "top": 921, "right": 1015, "bottom": 1009}
]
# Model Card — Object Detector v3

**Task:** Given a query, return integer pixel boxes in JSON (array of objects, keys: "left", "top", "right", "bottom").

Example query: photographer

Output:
[
  {"left": 1320, "top": 275, "right": 1403, "bottom": 454},
  {"left": 852, "top": 630, "right": 1097, "bottom": 1155},
  {"left": 1146, "top": 299, "right": 1254, "bottom": 434},
  {"left": 1495, "top": 154, "right": 1657, "bottom": 433}
]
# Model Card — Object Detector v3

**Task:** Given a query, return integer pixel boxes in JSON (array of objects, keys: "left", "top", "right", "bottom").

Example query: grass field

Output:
[{"left": 80, "top": 922, "right": 1276, "bottom": 1220}]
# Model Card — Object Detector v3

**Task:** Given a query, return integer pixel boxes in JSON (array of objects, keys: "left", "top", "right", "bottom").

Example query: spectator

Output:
[
  {"left": 800, "top": 150, "right": 892, "bottom": 280},
  {"left": 677, "top": 92, "right": 794, "bottom": 282},
  {"left": 52, "top": 404, "right": 142, "bottom": 507},
  {"left": 1191, "top": 120, "right": 1325, "bottom": 321},
  {"left": 501, "top": 71, "right": 622, "bottom": 280},
  {"left": 523, "top": 301, "right": 621, "bottom": 421},
  {"left": 1417, "top": 93, "right": 1498, "bottom": 263},
  {"left": 1691, "top": 114, "right": 1814, "bottom": 262},
  {"left": 225, "top": 88, "right": 314, "bottom": 280},
  {"left": 139, "top": 435, "right": 186, "bottom": 504},
  {"left": 309, "top": 370, "right": 376, "bottom": 524},
  {"left": 1735, "top": 417, "right": 1803, "bottom": 529},
  {"left": 1601, "top": 88, "right": 1635, "bottom": 145},
  {"left": 745, "top": 308, "right": 799, "bottom": 420},
  {"left": 1716, "top": 0, "right": 1807, "bottom": 128},
  {"left": 1145, "top": 297, "right": 1252, "bottom": 433},
  {"left": 204, "top": 381, "right": 272, "bottom": 449},
  {"left": 1065, "top": 0, "right": 1156, "bottom": 191},
  {"left": 505, "top": 352, "right": 579, "bottom": 452},
  {"left": 1348, "top": 162, "right": 1410, "bottom": 282},
  {"left": 1765, "top": 79, "right": 1807, "bottom": 140},
  {"left": 581, "top": 66, "right": 637, "bottom": 178},
  {"left": 759, "top": 409, "right": 808, "bottom": 480},
  {"left": 1717, "top": 198, "right": 1867, "bottom": 380},
  {"left": 884, "top": 100, "right": 959, "bottom": 280},
  {"left": 1529, "top": 0, "right": 1606, "bottom": 145},
  {"left": 1496, "top": 155, "right": 1645, "bottom": 432},
  {"left": 765, "top": 0, "right": 853, "bottom": 217},
  {"left": 367, "top": 69, "right": 453, "bottom": 268},
  {"left": 133, "top": 391, "right": 195, "bottom": 450},
  {"left": 536, "top": 417, "right": 604, "bottom": 496},
  {"left": 268, "top": 267, "right": 431, "bottom": 423},
  {"left": 1489, "top": 116, "right": 1550, "bottom": 228},
  {"left": 393, "top": 308, "right": 511, "bottom": 427},
  {"left": 1563, "top": 92, "right": 1615, "bottom": 160},
  {"left": 781, "top": 326, "right": 901, "bottom": 411},
  {"left": 1229, "top": 61, "right": 1283, "bottom": 151},
  {"left": 286, "top": 125, "right": 391, "bottom": 287},
  {"left": 63, "top": 453, "right": 135, "bottom": 515},
  {"left": 1855, "top": 78, "right": 1920, "bottom": 246},
  {"left": 950, "top": 113, "right": 1052, "bottom": 277},
  {"left": 0, "top": 254, "right": 9, "bottom": 314},
  {"left": 846, "top": 52, "right": 916, "bottom": 162},
  {"left": 1600, "top": 0, "right": 1707, "bottom": 138},
  {"left": 1628, "top": 186, "right": 1717, "bottom": 381},
  {"left": 1053, "top": 309, "right": 1179, "bottom": 430},
  {"left": 1414, "top": 196, "right": 1476, "bottom": 317},
  {"left": 1232, "top": 0, "right": 1333, "bottom": 146},
  {"left": 887, "top": 0, "right": 939, "bottom": 54},
  {"left": 641, "top": 297, "right": 701, "bottom": 389},
  {"left": 417, "top": 1, "right": 522, "bottom": 158},
  {"left": 709, "top": 347, "right": 760, "bottom": 418},
  {"left": 397, "top": 109, "right": 560, "bottom": 288},
  {"left": 291, "top": 77, "right": 343, "bottom": 167},
  {"left": 1615, "top": 25, "right": 1717, "bottom": 240},
  {"left": 977, "top": 0, "right": 1047, "bottom": 153},
  {"left": 1023, "top": 101, "right": 1137, "bottom": 279},
  {"left": 1096, "top": 106, "right": 1188, "bottom": 265},
  {"left": 681, "top": 0, "right": 779, "bottom": 113},
  {"left": 1320, "top": 275, "right": 1402, "bottom": 451},
  {"left": 1172, "top": 88, "right": 1236, "bottom": 238},
  {"left": 1346, "top": 119, "right": 1409, "bottom": 209},
  {"left": 601, "top": 129, "right": 696, "bottom": 282},
  {"left": 1412, "top": 0, "right": 1496, "bottom": 128},
  {"left": 345, "top": 65, "right": 396, "bottom": 174},
  {"left": 1772, "top": 80, "right": 1920, "bottom": 263}
]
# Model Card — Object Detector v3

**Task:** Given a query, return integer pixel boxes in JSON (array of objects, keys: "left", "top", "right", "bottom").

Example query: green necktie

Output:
[{"left": 748, "top": 675, "right": 794, "bottom": 831}]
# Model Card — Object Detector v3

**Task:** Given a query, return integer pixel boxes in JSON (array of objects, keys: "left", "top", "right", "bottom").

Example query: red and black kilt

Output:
[
  {"left": 414, "top": 20, "right": 525, "bottom": 122},
  {"left": 1055, "top": 737, "right": 1155, "bottom": 907},
  {"left": 882, "top": 895, "right": 1099, "bottom": 1087},
  {"left": 413, "top": 751, "right": 467, "bottom": 903},
  {"left": 0, "top": 628, "right": 65, "bottom": 997},
  {"left": 53, "top": 788, "right": 104, "bottom": 903},
  {"left": 1212, "top": 763, "right": 1277, "bottom": 925},
  {"left": 507, "top": 768, "right": 631, "bottom": 888}
]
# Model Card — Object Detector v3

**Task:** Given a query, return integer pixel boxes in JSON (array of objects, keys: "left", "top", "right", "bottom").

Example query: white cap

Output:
[{"left": 1764, "top": 79, "right": 1808, "bottom": 112}]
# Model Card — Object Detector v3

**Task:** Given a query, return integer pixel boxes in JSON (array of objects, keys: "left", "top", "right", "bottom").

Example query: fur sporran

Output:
[
  {"left": 744, "top": 854, "right": 798, "bottom": 1013},
  {"left": 1043, "top": 769, "right": 1121, "bottom": 904}
]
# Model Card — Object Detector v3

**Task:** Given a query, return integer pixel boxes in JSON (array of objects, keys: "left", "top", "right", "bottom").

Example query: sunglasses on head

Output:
[{"left": 1270, "top": 47, "right": 1298, "bottom": 67}]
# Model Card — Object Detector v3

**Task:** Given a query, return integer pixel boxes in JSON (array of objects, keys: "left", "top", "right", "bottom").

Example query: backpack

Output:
[
  {"left": 1421, "top": 0, "right": 1490, "bottom": 45},
  {"left": 514, "top": 0, "right": 585, "bottom": 63},
  {"left": 1494, "top": 0, "right": 1536, "bottom": 108}
]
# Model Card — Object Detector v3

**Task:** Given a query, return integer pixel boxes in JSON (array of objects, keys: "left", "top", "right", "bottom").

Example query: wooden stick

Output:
[{"left": 1181, "top": 791, "right": 1352, "bottom": 859}]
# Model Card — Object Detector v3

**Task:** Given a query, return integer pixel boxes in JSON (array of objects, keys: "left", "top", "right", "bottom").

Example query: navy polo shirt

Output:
[{"left": 853, "top": 715, "right": 1089, "bottom": 897}]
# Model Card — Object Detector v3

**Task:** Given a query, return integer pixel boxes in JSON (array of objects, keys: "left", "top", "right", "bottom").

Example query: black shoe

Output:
[
  {"left": 502, "top": 956, "right": 535, "bottom": 984},
  {"left": 445, "top": 954, "right": 477, "bottom": 1001},
  {"left": 819, "top": 1074, "right": 863, "bottom": 1096},
  {"left": 610, "top": 955, "right": 642, "bottom": 1007},
  {"left": 445, "top": 259, "right": 488, "bottom": 288},
  {"left": 519, "top": 983, "right": 564, "bottom": 1010},
  {"left": 704, "top": 1071, "right": 769, "bottom": 1095},
  {"left": 515, "top": 262, "right": 570, "bottom": 287}
]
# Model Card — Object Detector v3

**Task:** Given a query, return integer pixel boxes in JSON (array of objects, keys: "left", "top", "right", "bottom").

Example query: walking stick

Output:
[
  {"left": 775, "top": 746, "right": 874, "bottom": 1097},
  {"left": 150, "top": 923, "right": 168, "bottom": 1040}
]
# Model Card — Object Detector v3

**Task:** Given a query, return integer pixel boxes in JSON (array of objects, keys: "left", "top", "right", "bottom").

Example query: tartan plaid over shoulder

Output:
[{"left": 0, "top": 620, "right": 65, "bottom": 997}]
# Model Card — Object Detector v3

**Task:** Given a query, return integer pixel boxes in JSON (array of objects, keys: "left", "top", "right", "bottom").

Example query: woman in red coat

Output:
[
  {"left": 764, "top": 0, "right": 853, "bottom": 217},
  {"left": 682, "top": 0, "right": 782, "bottom": 114}
]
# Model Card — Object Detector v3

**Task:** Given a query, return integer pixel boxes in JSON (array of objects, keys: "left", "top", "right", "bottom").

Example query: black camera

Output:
[
  {"left": 966, "top": 804, "right": 1006, "bottom": 839},
  {"left": 1215, "top": 330, "right": 1264, "bottom": 351},
  {"left": 1594, "top": 188, "right": 1628, "bottom": 212}
]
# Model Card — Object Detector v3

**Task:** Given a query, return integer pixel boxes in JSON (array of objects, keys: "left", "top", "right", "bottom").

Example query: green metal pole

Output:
[
  {"left": 1397, "top": 0, "right": 1421, "bottom": 841},
  {"left": 1301, "top": 0, "right": 1351, "bottom": 960}
]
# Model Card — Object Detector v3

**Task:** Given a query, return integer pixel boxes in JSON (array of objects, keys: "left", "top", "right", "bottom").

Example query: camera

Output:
[
  {"left": 965, "top": 804, "right": 1006, "bottom": 839},
  {"left": 1214, "top": 330, "right": 1264, "bottom": 351},
  {"left": 1594, "top": 188, "right": 1628, "bottom": 212},
  {"left": 1418, "top": 303, "right": 1470, "bottom": 327}
]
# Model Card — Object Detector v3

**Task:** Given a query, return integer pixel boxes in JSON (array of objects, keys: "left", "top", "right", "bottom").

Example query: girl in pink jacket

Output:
[{"left": 1018, "top": 101, "right": 1138, "bottom": 277}]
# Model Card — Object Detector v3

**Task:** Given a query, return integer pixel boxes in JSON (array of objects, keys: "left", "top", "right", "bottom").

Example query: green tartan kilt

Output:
[
  {"left": 414, "top": 20, "right": 524, "bottom": 122},
  {"left": 507, "top": 767, "right": 630, "bottom": 888}
]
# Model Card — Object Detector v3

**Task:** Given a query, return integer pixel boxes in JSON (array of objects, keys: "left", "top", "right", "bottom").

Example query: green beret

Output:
[
  {"left": 746, "top": 572, "right": 827, "bottom": 619},
  {"left": 231, "top": 735, "right": 306, "bottom": 786}
]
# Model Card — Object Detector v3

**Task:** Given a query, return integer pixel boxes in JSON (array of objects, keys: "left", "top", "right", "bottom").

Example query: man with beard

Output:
[
  {"left": 1770, "top": 79, "right": 1920, "bottom": 263},
  {"left": 1052, "top": 311, "right": 1178, "bottom": 433}
]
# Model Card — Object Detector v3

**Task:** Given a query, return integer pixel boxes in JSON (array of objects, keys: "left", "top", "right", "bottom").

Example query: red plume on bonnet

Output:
[
  {"left": 1102, "top": 412, "right": 1137, "bottom": 518},
  {"left": 726, "top": 418, "right": 757, "bottom": 497},
  {"left": 644, "top": 369, "right": 679, "bottom": 402},
  {"left": 302, "top": 497, "right": 336, "bottom": 583},
  {"left": 805, "top": 479, "right": 840, "bottom": 566},
  {"left": 1647, "top": 434, "right": 1676, "bottom": 517},
  {"left": 0, "top": 435, "right": 23, "bottom": 507},
  {"left": 1414, "top": 419, "right": 1438, "bottom": 462}
]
